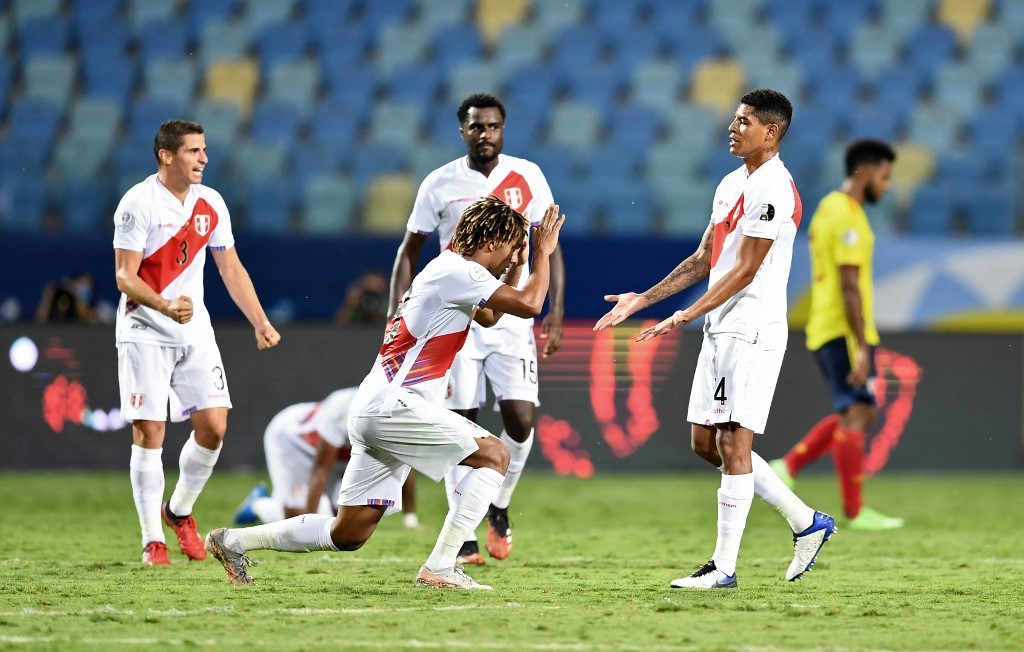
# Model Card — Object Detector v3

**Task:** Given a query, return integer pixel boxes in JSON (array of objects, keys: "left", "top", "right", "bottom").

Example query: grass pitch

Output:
[{"left": 1, "top": 471, "right": 1022, "bottom": 651}]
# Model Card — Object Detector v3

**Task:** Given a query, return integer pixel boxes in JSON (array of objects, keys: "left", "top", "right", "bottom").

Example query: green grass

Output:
[{"left": 1, "top": 471, "right": 1022, "bottom": 651}]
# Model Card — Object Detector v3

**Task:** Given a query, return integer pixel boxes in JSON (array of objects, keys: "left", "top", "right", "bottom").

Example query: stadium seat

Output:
[
  {"left": 721, "top": 25, "right": 783, "bottom": 72},
  {"left": 551, "top": 26, "right": 606, "bottom": 73},
  {"left": 188, "top": 0, "right": 240, "bottom": 36},
  {"left": 138, "top": 19, "right": 191, "bottom": 64},
  {"left": 690, "top": 58, "right": 747, "bottom": 116},
  {"left": 873, "top": 64, "right": 925, "bottom": 117},
  {"left": 257, "top": 21, "right": 310, "bottom": 74},
  {"left": 493, "top": 23, "right": 549, "bottom": 74},
  {"left": 362, "top": 174, "right": 417, "bottom": 234},
  {"left": 8, "top": 99, "right": 64, "bottom": 154},
  {"left": 845, "top": 101, "right": 902, "bottom": 142},
  {"left": 189, "top": 100, "right": 244, "bottom": 147},
  {"left": 629, "top": 60, "right": 684, "bottom": 112},
  {"left": 504, "top": 63, "right": 560, "bottom": 112},
  {"left": 1, "top": 177, "right": 49, "bottom": 231},
  {"left": 499, "top": 99, "right": 546, "bottom": 152},
  {"left": 432, "top": 22, "right": 484, "bottom": 71},
  {"left": 905, "top": 24, "right": 959, "bottom": 79},
  {"left": 878, "top": 0, "right": 932, "bottom": 39},
  {"left": 785, "top": 36, "right": 841, "bottom": 87},
  {"left": 77, "top": 17, "right": 129, "bottom": 61},
  {"left": 906, "top": 100, "right": 963, "bottom": 152},
  {"left": 321, "top": 64, "right": 375, "bottom": 112},
  {"left": 265, "top": 60, "right": 319, "bottom": 114},
  {"left": 475, "top": 0, "right": 528, "bottom": 46},
  {"left": 60, "top": 177, "right": 111, "bottom": 232},
  {"left": 645, "top": 143, "right": 705, "bottom": 187},
  {"left": 605, "top": 106, "right": 664, "bottom": 150},
  {"left": 532, "top": 0, "right": 585, "bottom": 37},
  {"left": 240, "top": 0, "right": 296, "bottom": 32},
  {"left": 849, "top": 23, "right": 902, "bottom": 80},
  {"left": 143, "top": 58, "right": 199, "bottom": 109},
  {"left": 549, "top": 181, "right": 596, "bottom": 234},
  {"left": 964, "top": 186, "right": 1013, "bottom": 235},
  {"left": 127, "top": 0, "right": 178, "bottom": 32},
  {"left": 22, "top": 54, "right": 77, "bottom": 106},
  {"left": 127, "top": 97, "right": 184, "bottom": 140},
  {"left": 70, "top": 0, "right": 120, "bottom": 29},
  {"left": 607, "top": 27, "right": 665, "bottom": 72},
  {"left": 585, "top": 143, "right": 647, "bottom": 183},
  {"left": 0, "top": 136, "right": 50, "bottom": 180},
  {"left": 300, "top": 175, "right": 357, "bottom": 234},
  {"left": 664, "top": 24, "right": 725, "bottom": 74},
  {"left": 591, "top": 0, "right": 641, "bottom": 34},
  {"left": 744, "top": 57, "right": 804, "bottom": 103},
  {"left": 965, "top": 102, "right": 1017, "bottom": 150},
  {"left": 66, "top": 98, "right": 122, "bottom": 148},
  {"left": 819, "top": 0, "right": 875, "bottom": 45},
  {"left": 889, "top": 142, "right": 936, "bottom": 207},
  {"left": 409, "top": 142, "right": 461, "bottom": 183},
  {"left": 662, "top": 103, "right": 723, "bottom": 151},
  {"left": 999, "top": 0, "right": 1024, "bottom": 32},
  {"left": 706, "top": 0, "right": 761, "bottom": 36},
  {"left": 445, "top": 61, "right": 505, "bottom": 105},
  {"left": 419, "top": 0, "right": 471, "bottom": 32},
  {"left": 230, "top": 140, "right": 288, "bottom": 190},
  {"left": 11, "top": 0, "right": 62, "bottom": 26},
  {"left": 244, "top": 178, "right": 294, "bottom": 233},
  {"left": 204, "top": 59, "right": 260, "bottom": 116},
  {"left": 350, "top": 144, "right": 409, "bottom": 189},
  {"left": 965, "top": 23, "right": 1016, "bottom": 83},
  {"left": 805, "top": 65, "right": 862, "bottom": 117},
  {"left": 703, "top": 146, "right": 744, "bottom": 184},
  {"left": 82, "top": 55, "right": 138, "bottom": 108},
  {"left": 249, "top": 100, "right": 305, "bottom": 149},
  {"left": 0, "top": 15, "right": 9, "bottom": 53},
  {"left": 290, "top": 141, "right": 348, "bottom": 187},
  {"left": 937, "top": 0, "right": 991, "bottom": 45},
  {"left": 932, "top": 62, "right": 985, "bottom": 120},
  {"left": 199, "top": 19, "right": 254, "bottom": 66},
  {"left": 360, "top": 0, "right": 414, "bottom": 32},
  {"left": 365, "top": 101, "right": 423, "bottom": 148},
  {"left": 562, "top": 64, "right": 625, "bottom": 108},
  {"left": 115, "top": 138, "right": 158, "bottom": 192},
  {"left": 657, "top": 178, "right": 717, "bottom": 237},
  {"left": 994, "top": 64, "right": 1024, "bottom": 111},
  {"left": 906, "top": 183, "right": 957, "bottom": 235},
  {"left": 385, "top": 63, "right": 442, "bottom": 107},
  {"left": 597, "top": 180, "right": 658, "bottom": 236},
  {"left": 16, "top": 16, "right": 70, "bottom": 56},
  {"left": 0, "top": 58, "right": 11, "bottom": 109},
  {"left": 546, "top": 101, "right": 603, "bottom": 154},
  {"left": 301, "top": 0, "right": 350, "bottom": 26},
  {"left": 374, "top": 21, "right": 433, "bottom": 76},
  {"left": 309, "top": 99, "right": 363, "bottom": 151}
]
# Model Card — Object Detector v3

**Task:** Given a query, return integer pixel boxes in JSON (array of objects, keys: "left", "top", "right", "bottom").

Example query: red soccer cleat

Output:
[
  {"left": 162, "top": 502, "right": 207, "bottom": 561},
  {"left": 485, "top": 505, "right": 513, "bottom": 560},
  {"left": 142, "top": 541, "right": 171, "bottom": 566}
]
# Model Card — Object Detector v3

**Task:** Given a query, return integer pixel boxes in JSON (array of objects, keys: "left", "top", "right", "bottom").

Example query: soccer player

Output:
[
  {"left": 206, "top": 197, "right": 565, "bottom": 590},
  {"left": 389, "top": 93, "right": 565, "bottom": 564},
  {"left": 769, "top": 139, "right": 904, "bottom": 531},
  {"left": 233, "top": 387, "right": 420, "bottom": 529},
  {"left": 595, "top": 89, "right": 835, "bottom": 589},
  {"left": 114, "top": 119, "right": 281, "bottom": 566}
]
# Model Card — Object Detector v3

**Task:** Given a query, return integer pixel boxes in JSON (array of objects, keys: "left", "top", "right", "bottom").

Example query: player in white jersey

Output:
[
  {"left": 233, "top": 388, "right": 420, "bottom": 528},
  {"left": 207, "top": 197, "right": 564, "bottom": 590},
  {"left": 389, "top": 93, "right": 565, "bottom": 564},
  {"left": 113, "top": 119, "right": 281, "bottom": 566},
  {"left": 596, "top": 90, "right": 836, "bottom": 589}
]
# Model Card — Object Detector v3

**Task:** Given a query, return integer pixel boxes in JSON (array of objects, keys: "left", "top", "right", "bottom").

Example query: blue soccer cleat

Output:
[
  {"left": 233, "top": 482, "right": 269, "bottom": 525},
  {"left": 787, "top": 511, "right": 837, "bottom": 581}
]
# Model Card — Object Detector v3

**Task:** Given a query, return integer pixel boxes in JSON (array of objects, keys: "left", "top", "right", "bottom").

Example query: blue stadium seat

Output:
[
  {"left": 360, "top": 0, "right": 413, "bottom": 31},
  {"left": 70, "top": 0, "right": 120, "bottom": 29},
  {"left": 386, "top": 63, "right": 442, "bottom": 107},
  {"left": 551, "top": 26, "right": 605, "bottom": 73},
  {"left": 664, "top": 24, "right": 725, "bottom": 73},
  {"left": 995, "top": 64, "right": 1024, "bottom": 111},
  {"left": 820, "top": 0, "right": 874, "bottom": 46},
  {"left": 805, "top": 65, "right": 861, "bottom": 117},
  {"left": 365, "top": 101, "right": 423, "bottom": 148},
  {"left": 550, "top": 182, "right": 596, "bottom": 235},
  {"left": 409, "top": 142, "right": 460, "bottom": 182},
  {"left": 785, "top": 36, "right": 840, "bottom": 85},
  {"left": 245, "top": 178, "right": 294, "bottom": 232},
  {"left": 128, "top": 0, "right": 178, "bottom": 33},
  {"left": 745, "top": 57, "right": 804, "bottom": 102},
  {"left": 190, "top": 100, "right": 243, "bottom": 148},
  {"left": 300, "top": 174, "right": 357, "bottom": 234},
  {"left": 82, "top": 57, "right": 137, "bottom": 107},
  {"left": 249, "top": 100, "right": 305, "bottom": 149},
  {"left": 350, "top": 144, "right": 409, "bottom": 188},
  {"left": 198, "top": 19, "right": 253, "bottom": 65},
  {"left": 905, "top": 24, "right": 959, "bottom": 79},
  {"left": 17, "top": 16, "right": 71, "bottom": 56},
  {"left": 598, "top": 180, "right": 658, "bottom": 236},
  {"left": 0, "top": 136, "right": 50, "bottom": 179},
  {"left": 265, "top": 60, "right": 319, "bottom": 114},
  {"left": 629, "top": 59, "right": 683, "bottom": 112},
  {"left": 12, "top": 0, "right": 62, "bottom": 26},
  {"left": 845, "top": 101, "right": 902, "bottom": 142},
  {"left": 525, "top": 143, "right": 580, "bottom": 193},
  {"left": 906, "top": 100, "right": 962, "bottom": 152},
  {"left": 143, "top": 58, "right": 199, "bottom": 108},
  {"left": 933, "top": 62, "right": 984, "bottom": 120},
  {"left": 0, "top": 58, "right": 11, "bottom": 110},
  {"left": 591, "top": 0, "right": 641, "bottom": 33},
  {"left": 873, "top": 63, "right": 924, "bottom": 117},
  {"left": 23, "top": 54, "right": 77, "bottom": 106},
  {"left": 302, "top": 0, "right": 352, "bottom": 26},
  {"left": 66, "top": 97, "right": 122, "bottom": 146},
  {"left": 906, "top": 183, "right": 956, "bottom": 235},
  {"left": 546, "top": 101, "right": 603, "bottom": 154},
  {"left": 241, "top": 0, "right": 296, "bottom": 32},
  {"left": 1, "top": 177, "right": 49, "bottom": 231},
  {"left": 425, "top": 102, "right": 462, "bottom": 148},
  {"left": 309, "top": 99, "right": 363, "bottom": 150},
  {"left": 849, "top": 23, "right": 901, "bottom": 80},
  {"left": 966, "top": 23, "right": 1017, "bottom": 84},
  {"left": 493, "top": 23, "right": 549, "bottom": 74},
  {"left": 657, "top": 178, "right": 716, "bottom": 237},
  {"left": 445, "top": 61, "right": 504, "bottom": 105},
  {"left": 115, "top": 139, "right": 157, "bottom": 192},
  {"left": 418, "top": 0, "right": 471, "bottom": 32},
  {"left": 373, "top": 21, "right": 432, "bottom": 76},
  {"left": 432, "top": 22, "right": 484, "bottom": 70},
  {"left": 504, "top": 63, "right": 561, "bottom": 109},
  {"left": 8, "top": 99, "right": 64, "bottom": 155},
  {"left": 562, "top": 64, "right": 625, "bottom": 108},
  {"left": 765, "top": 0, "right": 819, "bottom": 43},
  {"left": 878, "top": 0, "right": 931, "bottom": 39},
  {"left": 290, "top": 142, "right": 348, "bottom": 187},
  {"left": 966, "top": 103, "right": 1017, "bottom": 150},
  {"left": 585, "top": 143, "right": 647, "bottom": 184},
  {"left": 77, "top": 18, "right": 130, "bottom": 62},
  {"left": 965, "top": 187, "right": 1014, "bottom": 235},
  {"left": 128, "top": 98, "right": 185, "bottom": 141},
  {"left": 533, "top": 0, "right": 585, "bottom": 37},
  {"left": 605, "top": 105, "right": 664, "bottom": 150},
  {"left": 321, "top": 63, "right": 376, "bottom": 110},
  {"left": 229, "top": 139, "right": 288, "bottom": 190},
  {"left": 501, "top": 100, "right": 546, "bottom": 152},
  {"left": 257, "top": 21, "right": 310, "bottom": 74},
  {"left": 138, "top": 19, "right": 191, "bottom": 64},
  {"left": 703, "top": 146, "right": 743, "bottom": 183},
  {"left": 60, "top": 177, "right": 112, "bottom": 232}
]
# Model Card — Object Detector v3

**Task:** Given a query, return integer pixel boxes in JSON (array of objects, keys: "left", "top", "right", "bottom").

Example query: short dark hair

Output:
[
  {"left": 450, "top": 196, "right": 528, "bottom": 256},
  {"left": 457, "top": 93, "right": 506, "bottom": 125},
  {"left": 153, "top": 119, "right": 204, "bottom": 163},
  {"left": 844, "top": 139, "right": 896, "bottom": 177},
  {"left": 739, "top": 88, "right": 793, "bottom": 141}
]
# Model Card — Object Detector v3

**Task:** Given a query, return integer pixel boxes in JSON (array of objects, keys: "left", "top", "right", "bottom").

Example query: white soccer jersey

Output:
[
  {"left": 112, "top": 174, "right": 234, "bottom": 346},
  {"left": 352, "top": 250, "right": 504, "bottom": 416},
  {"left": 407, "top": 154, "right": 554, "bottom": 339},
  {"left": 271, "top": 388, "right": 357, "bottom": 456},
  {"left": 705, "top": 156, "right": 803, "bottom": 349}
]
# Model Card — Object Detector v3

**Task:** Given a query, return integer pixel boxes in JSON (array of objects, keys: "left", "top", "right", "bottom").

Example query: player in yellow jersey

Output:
[{"left": 770, "top": 139, "right": 904, "bottom": 531}]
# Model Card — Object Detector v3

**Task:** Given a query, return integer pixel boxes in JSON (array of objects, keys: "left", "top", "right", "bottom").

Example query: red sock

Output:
[
  {"left": 832, "top": 427, "right": 866, "bottom": 519},
  {"left": 784, "top": 414, "right": 839, "bottom": 476}
]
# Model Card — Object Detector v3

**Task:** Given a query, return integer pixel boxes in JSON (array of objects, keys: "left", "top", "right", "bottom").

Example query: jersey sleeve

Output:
[
  {"left": 207, "top": 190, "right": 235, "bottom": 250},
  {"left": 441, "top": 259, "right": 504, "bottom": 309},
  {"left": 406, "top": 173, "right": 442, "bottom": 235},
  {"left": 112, "top": 190, "right": 151, "bottom": 251},
  {"left": 739, "top": 173, "right": 795, "bottom": 240},
  {"left": 525, "top": 163, "right": 555, "bottom": 227}
]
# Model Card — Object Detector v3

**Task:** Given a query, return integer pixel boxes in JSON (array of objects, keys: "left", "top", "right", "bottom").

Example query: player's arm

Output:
[
  {"left": 539, "top": 241, "right": 565, "bottom": 357},
  {"left": 840, "top": 264, "right": 870, "bottom": 387},
  {"left": 389, "top": 231, "right": 428, "bottom": 319},
  {"left": 594, "top": 221, "right": 714, "bottom": 331},
  {"left": 114, "top": 248, "right": 194, "bottom": 323},
  {"left": 211, "top": 246, "right": 280, "bottom": 350},
  {"left": 636, "top": 233, "right": 773, "bottom": 342},
  {"left": 473, "top": 235, "right": 528, "bottom": 327},
  {"left": 304, "top": 437, "right": 342, "bottom": 516}
]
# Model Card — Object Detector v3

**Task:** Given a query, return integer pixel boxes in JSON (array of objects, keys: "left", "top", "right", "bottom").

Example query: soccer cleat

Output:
[
  {"left": 415, "top": 565, "right": 492, "bottom": 590},
  {"left": 142, "top": 541, "right": 171, "bottom": 566},
  {"left": 233, "top": 482, "right": 270, "bottom": 525},
  {"left": 768, "top": 458, "right": 796, "bottom": 489},
  {"left": 848, "top": 506, "right": 904, "bottom": 531},
  {"left": 485, "top": 504, "right": 513, "bottom": 560},
  {"left": 456, "top": 540, "right": 485, "bottom": 565},
  {"left": 787, "top": 511, "right": 837, "bottom": 581},
  {"left": 670, "top": 560, "right": 737, "bottom": 589},
  {"left": 162, "top": 502, "right": 207, "bottom": 561},
  {"left": 205, "top": 528, "right": 257, "bottom": 585}
]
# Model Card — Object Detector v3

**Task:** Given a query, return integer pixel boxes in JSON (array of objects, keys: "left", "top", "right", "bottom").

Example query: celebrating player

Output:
[
  {"left": 114, "top": 119, "right": 280, "bottom": 566},
  {"left": 596, "top": 89, "right": 836, "bottom": 589},
  {"left": 207, "top": 197, "right": 564, "bottom": 590},
  {"left": 389, "top": 93, "right": 565, "bottom": 563}
]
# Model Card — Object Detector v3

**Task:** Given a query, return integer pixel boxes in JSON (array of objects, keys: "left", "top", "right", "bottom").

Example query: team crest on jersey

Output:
[
  {"left": 503, "top": 187, "right": 523, "bottom": 210},
  {"left": 129, "top": 393, "right": 145, "bottom": 408},
  {"left": 759, "top": 203, "right": 775, "bottom": 221},
  {"left": 118, "top": 212, "right": 135, "bottom": 232},
  {"left": 193, "top": 214, "right": 211, "bottom": 236}
]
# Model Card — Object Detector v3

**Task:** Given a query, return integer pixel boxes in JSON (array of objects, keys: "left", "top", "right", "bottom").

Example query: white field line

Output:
[{"left": 0, "top": 602, "right": 559, "bottom": 618}]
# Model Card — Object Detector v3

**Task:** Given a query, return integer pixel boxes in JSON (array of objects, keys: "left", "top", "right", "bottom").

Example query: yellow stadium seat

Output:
[
  {"left": 362, "top": 174, "right": 417, "bottom": 234},
  {"left": 937, "top": 0, "right": 991, "bottom": 45},
  {"left": 476, "top": 0, "right": 529, "bottom": 47},
  {"left": 689, "top": 58, "right": 747, "bottom": 117},
  {"left": 204, "top": 59, "right": 260, "bottom": 117},
  {"left": 890, "top": 142, "right": 936, "bottom": 207}
]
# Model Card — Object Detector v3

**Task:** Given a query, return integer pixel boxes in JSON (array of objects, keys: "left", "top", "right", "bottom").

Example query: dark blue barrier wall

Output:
[{"left": 2, "top": 233, "right": 703, "bottom": 322}]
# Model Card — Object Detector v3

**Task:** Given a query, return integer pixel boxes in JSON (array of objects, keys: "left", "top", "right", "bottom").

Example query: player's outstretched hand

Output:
[
  {"left": 256, "top": 320, "right": 281, "bottom": 350},
  {"left": 594, "top": 292, "right": 646, "bottom": 331},
  {"left": 532, "top": 203, "right": 564, "bottom": 256},
  {"left": 635, "top": 310, "right": 689, "bottom": 342},
  {"left": 165, "top": 295, "right": 193, "bottom": 324},
  {"left": 540, "top": 311, "right": 563, "bottom": 357}
]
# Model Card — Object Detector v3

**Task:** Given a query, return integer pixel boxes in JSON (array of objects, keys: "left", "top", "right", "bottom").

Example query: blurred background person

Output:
[{"left": 335, "top": 268, "right": 389, "bottom": 326}]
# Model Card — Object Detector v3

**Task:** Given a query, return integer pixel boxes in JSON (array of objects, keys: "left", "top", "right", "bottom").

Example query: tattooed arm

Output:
[{"left": 593, "top": 222, "right": 714, "bottom": 331}]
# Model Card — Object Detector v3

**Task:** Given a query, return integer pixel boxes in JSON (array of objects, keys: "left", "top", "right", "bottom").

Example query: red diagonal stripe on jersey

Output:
[
  {"left": 379, "top": 319, "right": 417, "bottom": 382},
  {"left": 137, "top": 198, "right": 220, "bottom": 294},
  {"left": 710, "top": 195, "right": 744, "bottom": 268},
  {"left": 790, "top": 180, "right": 803, "bottom": 229},
  {"left": 491, "top": 171, "right": 533, "bottom": 214},
  {"left": 402, "top": 327, "right": 470, "bottom": 386}
]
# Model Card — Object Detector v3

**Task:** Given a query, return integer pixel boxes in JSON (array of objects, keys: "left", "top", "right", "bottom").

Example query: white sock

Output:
[
  {"left": 251, "top": 496, "right": 285, "bottom": 524},
  {"left": 712, "top": 472, "right": 754, "bottom": 577},
  {"left": 425, "top": 467, "right": 504, "bottom": 571},
  {"left": 492, "top": 429, "right": 533, "bottom": 510},
  {"left": 751, "top": 451, "right": 814, "bottom": 533},
  {"left": 168, "top": 432, "right": 221, "bottom": 517},
  {"left": 444, "top": 465, "right": 475, "bottom": 543},
  {"left": 224, "top": 514, "right": 339, "bottom": 553},
  {"left": 130, "top": 445, "right": 165, "bottom": 547}
]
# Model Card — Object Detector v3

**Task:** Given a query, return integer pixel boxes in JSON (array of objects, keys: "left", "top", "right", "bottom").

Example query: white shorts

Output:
[
  {"left": 117, "top": 340, "right": 232, "bottom": 423},
  {"left": 444, "top": 326, "right": 539, "bottom": 410},
  {"left": 263, "top": 416, "right": 344, "bottom": 511},
  {"left": 686, "top": 334, "right": 784, "bottom": 435},
  {"left": 342, "top": 392, "right": 490, "bottom": 516}
]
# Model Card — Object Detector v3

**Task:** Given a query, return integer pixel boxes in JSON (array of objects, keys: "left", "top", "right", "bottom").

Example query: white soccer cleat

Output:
[
  {"left": 787, "top": 511, "right": 837, "bottom": 581},
  {"left": 670, "top": 560, "right": 738, "bottom": 589},
  {"left": 415, "top": 565, "right": 493, "bottom": 590},
  {"left": 206, "top": 528, "right": 257, "bottom": 585}
]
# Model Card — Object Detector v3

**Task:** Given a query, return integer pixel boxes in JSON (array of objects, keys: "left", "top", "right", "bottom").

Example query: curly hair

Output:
[{"left": 450, "top": 196, "right": 528, "bottom": 256}]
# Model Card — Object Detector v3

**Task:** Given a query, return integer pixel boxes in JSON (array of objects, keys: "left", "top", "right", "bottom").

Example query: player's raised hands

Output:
[
  {"left": 256, "top": 320, "right": 281, "bottom": 350},
  {"left": 532, "top": 203, "right": 564, "bottom": 256},
  {"left": 593, "top": 292, "right": 647, "bottom": 331},
  {"left": 635, "top": 310, "right": 689, "bottom": 342},
  {"left": 164, "top": 295, "right": 193, "bottom": 323}
]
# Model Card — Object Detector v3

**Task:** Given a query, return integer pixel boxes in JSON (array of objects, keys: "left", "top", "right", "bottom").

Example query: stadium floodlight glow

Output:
[{"left": 9, "top": 336, "right": 39, "bottom": 372}]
